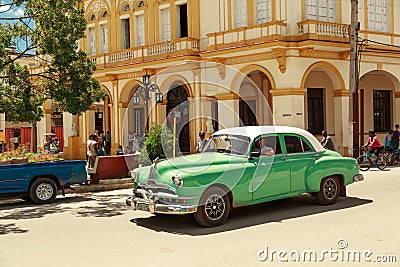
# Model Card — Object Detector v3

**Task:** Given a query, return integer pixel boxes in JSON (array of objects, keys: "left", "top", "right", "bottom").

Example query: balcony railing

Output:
[
  {"left": 206, "top": 21, "right": 287, "bottom": 51},
  {"left": 297, "top": 20, "right": 350, "bottom": 41},
  {"left": 88, "top": 37, "right": 200, "bottom": 67}
]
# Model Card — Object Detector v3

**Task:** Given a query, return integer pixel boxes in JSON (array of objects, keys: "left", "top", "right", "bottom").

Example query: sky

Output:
[{"left": 0, "top": 1, "right": 34, "bottom": 53}]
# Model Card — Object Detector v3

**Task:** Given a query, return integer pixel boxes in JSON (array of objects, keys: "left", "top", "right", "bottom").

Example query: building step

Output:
[
  {"left": 63, "top": 180, "right": 133, "bottom": 194},
  {"left": 98, "top": 178, "right": 132, "bottom": 185}
]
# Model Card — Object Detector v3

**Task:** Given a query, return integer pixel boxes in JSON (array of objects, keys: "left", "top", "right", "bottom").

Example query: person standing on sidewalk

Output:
[{"left": 391, "top": 124, "right": 400, "bottom": 151}]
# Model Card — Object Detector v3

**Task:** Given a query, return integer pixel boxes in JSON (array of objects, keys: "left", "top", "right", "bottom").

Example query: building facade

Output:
[{"left": 60, "top": 0, "right": 400, "bottom": 159}]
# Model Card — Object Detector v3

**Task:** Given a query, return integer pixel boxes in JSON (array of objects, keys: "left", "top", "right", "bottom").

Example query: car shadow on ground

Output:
[{"left": 131, "top": 195, "right": 373, "bottom": 236}]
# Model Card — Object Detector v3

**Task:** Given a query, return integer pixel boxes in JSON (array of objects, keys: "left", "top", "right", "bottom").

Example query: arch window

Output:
[
  {"left": 122, "top": 4, "right": 130, "bottom": 12},
  {"left": 101, "top": 10, "right": 108, "bottom": 18},
  {"left": 89, "top": 14, "right": 96, "bottom": 21},
  {"left": 135, "top": 0, "right": 145, "bottom": 8},
  {"left": 88, "top": 27, "right": 96, "bottom": 55}
]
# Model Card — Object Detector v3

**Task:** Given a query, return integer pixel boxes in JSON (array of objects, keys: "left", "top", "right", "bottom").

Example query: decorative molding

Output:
[
  {"left": 394, "top": 92, "right": 400, "bottom": 98},
  {"left": 118, "top": 102, "right": 128, "bottom": 108},
  {"left": 333, "top": 89, "right": 350, "bottom": 97},
  {"left": 299, "top": 47, "right": 349, "bottom": 60},
  {"left": 87, "top": 0, "right": 108, "bottom": 14},
  {"left": 270, "top": 88, "right": 307, "bottom": 97},
  {"left": 224, "top": 49, "right": 286, "bottom": 73},
  {"left": 271, "top": 48, "right": 286, "bottom": 73},
  {"left": 377, "top": 63, "right": 383, "bottom": 70},
  {"left": 215, "top": 93, "right": 239, "bottom": 100}
]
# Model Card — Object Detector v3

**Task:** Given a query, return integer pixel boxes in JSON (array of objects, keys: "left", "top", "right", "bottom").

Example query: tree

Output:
[
  {"left": 139, "top": 125, "right": 174, "bottom": 166},
  {"left": 0, "top": 0, "right": 106, "bottom": 150}
]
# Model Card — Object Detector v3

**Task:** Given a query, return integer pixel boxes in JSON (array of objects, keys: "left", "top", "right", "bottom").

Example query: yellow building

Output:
[{"left": 62, "top": 0, "right": 400, "bottom": 158}]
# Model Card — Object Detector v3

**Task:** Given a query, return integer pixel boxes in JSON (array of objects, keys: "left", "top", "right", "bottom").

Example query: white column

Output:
[
  {"left": 216, "top": 94, "right": 239, "bottom": 129},
  {"left": 333, "top": 89, "right": 350, "bottom": 155},
  {"left": 0, "top": 114, "right": 5, "bottom": 131},
  {"left": 63, "top": 112, "right": 73, "bottom": 147}
]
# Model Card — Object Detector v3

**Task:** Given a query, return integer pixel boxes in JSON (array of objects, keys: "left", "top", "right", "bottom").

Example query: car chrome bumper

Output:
[
  {"left": 125, "top": 189, "right": 198, "bottom": 215},
  {"left": 353, "top": 174, "right": 364, "bottom": 182}
]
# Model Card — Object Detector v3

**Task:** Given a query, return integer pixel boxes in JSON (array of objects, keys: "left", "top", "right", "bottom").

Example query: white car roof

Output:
[{"left": 212, "top": 126, "right": 324, "bottom": 152}]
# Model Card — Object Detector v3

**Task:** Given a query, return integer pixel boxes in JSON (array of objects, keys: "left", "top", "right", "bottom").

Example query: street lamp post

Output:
[{"left": 135, "top": 73, "right": 163, "bottom": 131}]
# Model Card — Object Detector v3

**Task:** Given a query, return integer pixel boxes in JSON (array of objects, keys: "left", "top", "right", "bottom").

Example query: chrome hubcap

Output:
[
  {"left": 323, "top": 179, "right": 337, "bottom": 199},
  {"left": 205, "top": 194, "right": 225, "bottom": 221},
  {"left": 36, "top": 183, "right": 54, "bottom": 200}
]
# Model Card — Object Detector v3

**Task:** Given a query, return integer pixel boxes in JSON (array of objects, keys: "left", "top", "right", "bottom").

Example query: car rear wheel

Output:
[
  {"left": 315, "top": 176, "right": 340, "bottom": 205},
  {"left": 29, "top": 178, "right": 57, "bottom": 204},
  {"left": 194, "top": 187, "right": 230, "bottom": 227}
]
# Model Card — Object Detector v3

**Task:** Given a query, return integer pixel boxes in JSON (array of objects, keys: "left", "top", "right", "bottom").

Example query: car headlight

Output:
[
  {"left": 172, "top": 174, "right": 183, "bottom": 188},
  {"left": 130, "top": 169, "right": 138, "bottom": 183}
]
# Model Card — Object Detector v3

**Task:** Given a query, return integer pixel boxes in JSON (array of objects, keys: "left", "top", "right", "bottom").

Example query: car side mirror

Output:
[{"left": 250, "top": 151, "right": 260, "bottom": 158}]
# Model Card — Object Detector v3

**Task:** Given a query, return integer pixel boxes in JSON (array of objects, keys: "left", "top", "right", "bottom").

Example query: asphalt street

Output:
[{"left": 0, "top": 167, "right": 399, "bottom": 267}]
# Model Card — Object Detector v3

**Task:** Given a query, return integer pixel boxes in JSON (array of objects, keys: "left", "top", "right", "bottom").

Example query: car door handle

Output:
[
  {"left": 313, "top": 154, "right": 320, "bottom": 158},
  {"left": 280, "top": 156, "right": 287, "bottom": 161}
]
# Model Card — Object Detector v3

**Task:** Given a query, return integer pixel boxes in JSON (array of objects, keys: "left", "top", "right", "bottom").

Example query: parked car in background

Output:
[
  {"left": 126, "top": 126, "right": 364, "bottom": 227},
  {"left": 0, "top": 160, "right": 87, "bottom": 204}
]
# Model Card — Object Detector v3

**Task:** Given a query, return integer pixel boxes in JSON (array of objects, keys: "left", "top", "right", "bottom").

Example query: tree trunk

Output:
[{"left": 31, "top": 121, "right": 37, "bottom": 153}]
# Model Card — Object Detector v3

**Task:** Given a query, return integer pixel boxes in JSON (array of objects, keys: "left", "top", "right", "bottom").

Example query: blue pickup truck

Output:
[{"left": 0, "top": 160, "right": 87, "bottom": 204}]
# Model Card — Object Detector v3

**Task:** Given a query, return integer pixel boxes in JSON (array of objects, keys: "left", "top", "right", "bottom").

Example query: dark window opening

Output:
[
  {"left": 239, "top": 99, "right": 257, "bottom": 126},
  {"left": 373, "top": 90, "right": 391, "bottom": 132},
  {"left": 307, "top": 88, "right": 324, "bottom": 134},
  {"left": 178, "top": 4, "right": 188, "bottom": 38},
  {"left": 95, "top": 112, "right": 103, "bottom": 133},
  {"left": 122, "top": 18, "right": 130, "bottom": 49}
]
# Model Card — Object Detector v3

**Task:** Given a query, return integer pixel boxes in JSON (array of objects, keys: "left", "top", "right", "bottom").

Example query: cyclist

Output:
[
  {"left": 384, "top": 129, "right": 394, "bottom": 153},
  {"left": 363, "top": 130, "right": 383, "bottom": 160}
]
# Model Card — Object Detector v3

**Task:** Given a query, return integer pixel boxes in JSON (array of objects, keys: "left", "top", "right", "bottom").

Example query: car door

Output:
[
  {"left": 250, "top": 135, "right": 291, "bottom": 201},
  {"left": 283, "top": 135, "right": 317, "bottom": 193}
]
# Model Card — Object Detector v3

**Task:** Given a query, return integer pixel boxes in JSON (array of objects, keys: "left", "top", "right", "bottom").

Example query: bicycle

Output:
[
  {"left": 356, "top": 146, "right": 387, "bottom": 171},
  {"left": 385, "top": 148, "right": 400, "bottom": 166}
]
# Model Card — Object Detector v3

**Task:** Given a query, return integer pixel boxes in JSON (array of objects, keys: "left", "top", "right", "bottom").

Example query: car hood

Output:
[{"left": 139, "top": 153, "right": 248, "bottom": 186}]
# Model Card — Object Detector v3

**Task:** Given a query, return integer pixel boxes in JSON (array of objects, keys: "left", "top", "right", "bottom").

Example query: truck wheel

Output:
[
  {"left": 314, "top": 176, "right": 340, "bottom": 205},
  {"left": 194, "top": 187, "right": 230, "bottom": 227},
  {"left": 30, "top": 178, "right": 57, "bottom": 204}
]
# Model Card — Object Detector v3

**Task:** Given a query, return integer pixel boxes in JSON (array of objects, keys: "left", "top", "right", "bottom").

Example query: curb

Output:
[{"left": 64, "top": 178, "right": 134, "bottom": 194}]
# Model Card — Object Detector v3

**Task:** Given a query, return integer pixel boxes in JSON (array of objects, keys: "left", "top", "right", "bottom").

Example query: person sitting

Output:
[
  {"left": 363, "top": 130, "right": 383, "bottom": 159},
  {"left": 116, "top": 145, "right": 124, "bottom": 155},
  {"left": 260, "top": 138, "right": 275, "bottom": 156}
]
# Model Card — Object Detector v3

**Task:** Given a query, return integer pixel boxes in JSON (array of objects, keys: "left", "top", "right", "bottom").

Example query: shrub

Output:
[{"left": 139, "top": 125, "right": 173, "bottom": 166}]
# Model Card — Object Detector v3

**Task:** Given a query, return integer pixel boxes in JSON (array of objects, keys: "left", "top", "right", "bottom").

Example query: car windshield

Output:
[{"left": 202, "top": 134, "right": 251, "bottom": 156}]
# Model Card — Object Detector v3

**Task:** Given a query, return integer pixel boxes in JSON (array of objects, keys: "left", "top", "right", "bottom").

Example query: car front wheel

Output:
[
  {"left": 194, "top": 187, "right": 230, "bottom": 227},
  {"left": 315, "top": 176, "right": 340, "bottom": 205},
  {"left": 29, "top": 178, "right": 57, "bottom": 204}
]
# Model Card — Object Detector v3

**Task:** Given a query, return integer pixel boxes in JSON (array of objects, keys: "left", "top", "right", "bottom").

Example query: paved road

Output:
[{"left": 0, "top": 167, "right": 399, "bottom": 267}]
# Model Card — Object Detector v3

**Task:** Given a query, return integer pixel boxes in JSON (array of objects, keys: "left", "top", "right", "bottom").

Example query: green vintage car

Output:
[{"left": 126, "top": 126, "right": 363, "bottom": 227}]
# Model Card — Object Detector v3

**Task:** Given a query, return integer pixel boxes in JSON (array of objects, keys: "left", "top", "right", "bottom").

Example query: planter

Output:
[
  {"left": 0, "top": 160, "right": 12, "bottom": 165},
  {"left": 11, "top": 158, "right": 29, "bottom": 164}
]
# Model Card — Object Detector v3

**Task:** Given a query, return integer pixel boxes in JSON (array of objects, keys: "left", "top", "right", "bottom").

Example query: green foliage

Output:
[
  {"left": 0, "top": 0, "right": 105, "bottom": 120},
  {"left": 139, "top": 125, "right": 174, "bottom": 166}
]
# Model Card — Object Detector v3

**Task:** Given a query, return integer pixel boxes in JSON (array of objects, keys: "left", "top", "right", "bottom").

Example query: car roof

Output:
[{"left": 212, "top": 126, "right": 324, "bottom": 152}]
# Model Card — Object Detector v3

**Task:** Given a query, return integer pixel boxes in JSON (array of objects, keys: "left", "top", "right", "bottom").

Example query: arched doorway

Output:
[
  {"left": 238, "top": 70, "right": 273, "bottom": 126},
  {"left": 166, "top": 85, "right": 190, "bottom": 154},
  {"left": 359, "top": 70, "right": 400, "bottom": 143}
]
